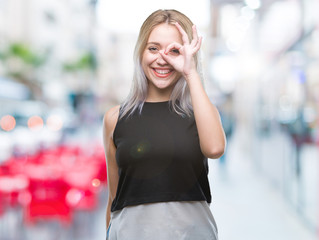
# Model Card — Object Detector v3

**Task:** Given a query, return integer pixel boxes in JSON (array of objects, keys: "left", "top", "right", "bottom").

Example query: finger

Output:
[
  {"left": 190, "top": 25, "right": 199, "bottom": 48},
  {"left": 193, "top": 36, "right": 202, "bottom": 53},
  {"left": 175, "top": 22, "right": 190, "bottom": 45},
  {"left": 165, "top": 42, "right": 183, "bottom": 55},
  {"left": 159, "top": 50, "right": 174, "bottom": 65}
]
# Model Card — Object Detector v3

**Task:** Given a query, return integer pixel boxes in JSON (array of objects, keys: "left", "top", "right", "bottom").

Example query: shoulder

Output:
[{"left": 103, "top": 105, "right": 121, "bottom": 137}]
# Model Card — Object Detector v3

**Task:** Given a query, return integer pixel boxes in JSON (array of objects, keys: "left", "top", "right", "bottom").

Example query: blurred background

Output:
[{"left": 0, "top": 0, "right": 318, "bottom": 239}]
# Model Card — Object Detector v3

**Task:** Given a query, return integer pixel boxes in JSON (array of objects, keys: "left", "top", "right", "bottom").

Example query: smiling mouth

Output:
[{"left": 152, "top": 68, "right": 173, "bottom": 78}]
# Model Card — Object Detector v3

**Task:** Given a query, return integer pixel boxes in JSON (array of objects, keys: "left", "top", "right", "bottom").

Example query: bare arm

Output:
[
  {"left": 160, "top": 23, "right": 226, "bottom": 159},
  {"left": 185, "top": 72, "right": 226, "bottom": 159},
  {"left": 103, "top": 105, "right": 120, "bottom": 230}
]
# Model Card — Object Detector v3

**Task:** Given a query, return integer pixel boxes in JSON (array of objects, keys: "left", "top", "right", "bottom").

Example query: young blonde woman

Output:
[{"left": 103, "top": 9, "right": 226, "bottom": 240}]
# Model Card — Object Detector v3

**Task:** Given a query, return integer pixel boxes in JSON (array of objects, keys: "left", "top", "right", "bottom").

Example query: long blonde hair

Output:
[{"left": 119, "top": 9, "right": 204, "bottom": 119}]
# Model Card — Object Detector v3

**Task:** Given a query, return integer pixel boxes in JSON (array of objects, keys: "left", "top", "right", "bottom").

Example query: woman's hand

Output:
[{"left": 159, "top": 22, "right": 202, "bottom": 79}]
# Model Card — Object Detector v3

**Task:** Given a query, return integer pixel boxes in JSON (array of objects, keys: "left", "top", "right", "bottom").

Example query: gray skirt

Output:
[{"left": 107, "top": 201, "right": 218, "bottom": 240}]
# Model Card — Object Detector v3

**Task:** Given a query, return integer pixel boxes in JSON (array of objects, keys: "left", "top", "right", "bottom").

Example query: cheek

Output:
[
  {"left": 141, "top": 57, "right": 152, "bottom": 78},
  {"left": 142, "top": 52, "right": 157, "bottom": 66}
]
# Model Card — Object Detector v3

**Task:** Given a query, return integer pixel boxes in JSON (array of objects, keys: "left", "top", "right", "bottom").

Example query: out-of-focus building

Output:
[
  {"left": 0, "top": 0, "right": 100, "bottom": 163},
  {"left": 0, "top": 0, "right": 97, "bottom": 106},
  {"left": 208, "top": 0, "right": 319, "bottom": 232},
  {"left": 95, "top": 31, "right": 136, "bottom": 111}
]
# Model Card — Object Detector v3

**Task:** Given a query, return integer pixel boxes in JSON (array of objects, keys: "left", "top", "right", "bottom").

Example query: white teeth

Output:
[{"left": 154, "top": 69, "right": 172, "bottom": 74}]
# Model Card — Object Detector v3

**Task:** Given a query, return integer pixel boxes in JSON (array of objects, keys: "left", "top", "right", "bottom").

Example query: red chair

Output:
[
  {"left": 0, "top": 191, "right": 4, "bottom": 217},
  {"left": 22, "top": 160, "right": 72, "bottom": 226},
  {"left": 0, "top": 165, "right": 30, "bottom": 208},
  {"left": 24, "top": 178, "right": 72, "bottom": 226},
  {"left": 63, "top": 162, "right": 101, "bottom": 211},
  {"left": 66, "top": 188, "right": 98, "bottom": 211}
]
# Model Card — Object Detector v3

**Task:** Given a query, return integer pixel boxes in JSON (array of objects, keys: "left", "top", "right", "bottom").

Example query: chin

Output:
[{"left": 151, "top": 79, "right": 175, "bottom": 90}]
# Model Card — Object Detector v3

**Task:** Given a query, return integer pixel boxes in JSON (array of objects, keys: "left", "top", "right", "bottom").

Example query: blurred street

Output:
[{"left": 209, "top": 125, "right": 317, "bottom": 240}]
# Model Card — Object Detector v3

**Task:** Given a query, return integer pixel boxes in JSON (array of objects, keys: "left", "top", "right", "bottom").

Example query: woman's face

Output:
[{"left": 141, "top": 23, "right": 183, "bottom": 94}]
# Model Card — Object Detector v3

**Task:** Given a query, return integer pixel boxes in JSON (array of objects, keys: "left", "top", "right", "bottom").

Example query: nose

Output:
[{"left": 156, "top": 51, "right": 168, "bottom": 65}]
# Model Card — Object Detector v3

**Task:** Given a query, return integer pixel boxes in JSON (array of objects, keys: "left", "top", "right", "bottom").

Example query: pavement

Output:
[{"left": 208, "top": 126, "right": 317, "bottom": 240}]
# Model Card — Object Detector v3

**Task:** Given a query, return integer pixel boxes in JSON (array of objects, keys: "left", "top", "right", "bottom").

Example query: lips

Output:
[{"left": 152, "top": 68, "right": 173, "bottom": 78}]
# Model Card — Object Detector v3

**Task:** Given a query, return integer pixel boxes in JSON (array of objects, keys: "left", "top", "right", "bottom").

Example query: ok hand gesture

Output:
[{"left": 159, "top": 22, "right": 202, "bottom": 79}]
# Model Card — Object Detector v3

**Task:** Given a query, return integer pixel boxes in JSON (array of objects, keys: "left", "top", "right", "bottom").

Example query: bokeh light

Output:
[
  {"left": 66, "top": 188, "right": 83, "bottom": 206},
  {"left": 0, "top": 115, "right": 16, "bottom": 131},
  {"left": 91, "top": 178, "right": 100, "bottom": 188},
  {"left": 27, "top": 115, "right": 44, "bottom": 131},
  {"left": 46, "top": 115, "right": 63, "bottom": 131}
]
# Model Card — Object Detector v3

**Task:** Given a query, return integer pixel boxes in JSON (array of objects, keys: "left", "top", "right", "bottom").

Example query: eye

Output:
[
  {"left": 171, "top": 49, "right": 180, "bottom": 54},
  {"left": 148, "top": 47, "right": 158, "bottom": 52}
]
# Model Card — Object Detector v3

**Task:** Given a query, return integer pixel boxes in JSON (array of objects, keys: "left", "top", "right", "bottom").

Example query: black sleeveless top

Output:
[{"left": 111, "top": 101, "right": 211, "bottom": 212}]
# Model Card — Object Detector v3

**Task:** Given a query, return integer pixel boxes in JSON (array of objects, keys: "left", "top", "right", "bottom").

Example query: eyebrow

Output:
[{"left": 146, "top": 42, "right": 160, "bottom": 46}]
